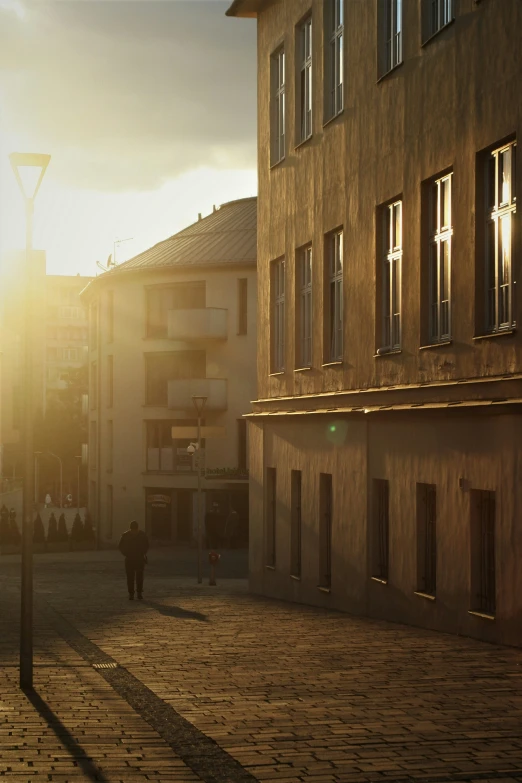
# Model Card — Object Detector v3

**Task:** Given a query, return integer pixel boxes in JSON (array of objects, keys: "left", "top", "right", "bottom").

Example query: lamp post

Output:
[
  {"left": 34, "top": 452, "right": 42, "bottom": 507},
  {"left": 75, "top": 456, "right": 82, "bottom": 514},
  {"left": 192, "top": 396, "right": 207, "bottom": 584},
  {"left": 10, "top": 151, "right": 50, "bottom": 691}
]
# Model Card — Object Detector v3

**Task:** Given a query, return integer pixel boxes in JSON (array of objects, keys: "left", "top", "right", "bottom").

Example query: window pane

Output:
[
  {"left": 499, "top": 146, "right": 512, "bottom": 205},
  {"left": 500, "top": 214, "right": 511, "bottom": 286}
]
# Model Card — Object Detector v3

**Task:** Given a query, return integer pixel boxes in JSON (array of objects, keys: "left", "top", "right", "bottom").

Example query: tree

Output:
[
  {"left": 57, "top": 513, "right": 69, "bottom": 543},
  {"left": 71, "top": 512, "right": 84, "bottom": 542},
  {"left": 33, "top": 513, "right": 46, "bottom": 544},
  {"left": 47, "top": 512, "right": 58, "bottom": 543}
]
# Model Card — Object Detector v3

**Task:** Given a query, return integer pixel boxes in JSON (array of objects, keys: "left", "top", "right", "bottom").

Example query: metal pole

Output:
[
  {"left": 20, "top": 197, "right": 35, "bottom": 691},
  {"left": 77, "top": 462, "right": 80, "bottom": 515},
  {"left": 197, "top": 414, "right": 202, "bottom": 584}
]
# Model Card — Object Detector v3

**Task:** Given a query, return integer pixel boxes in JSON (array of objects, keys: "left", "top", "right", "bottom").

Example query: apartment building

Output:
[
  {"left": 228, "top": 0, "right": 522, "bottom": 646},
  {"left": 82, "top": 197, "right": 257, "bottom": 545}
]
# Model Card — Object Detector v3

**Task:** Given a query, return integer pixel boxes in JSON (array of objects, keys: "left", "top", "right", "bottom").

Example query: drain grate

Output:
[{"left": 92, "top": 662, "right": 119, "bottom": 670}]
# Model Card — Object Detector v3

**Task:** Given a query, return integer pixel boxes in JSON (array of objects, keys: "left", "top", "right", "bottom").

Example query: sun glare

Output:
[{"left": 0, "top": 0, "right": 26, "bottom": 19}]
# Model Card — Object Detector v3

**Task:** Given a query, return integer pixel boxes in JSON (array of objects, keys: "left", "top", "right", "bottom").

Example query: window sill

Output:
[
  {"left": 269, "top": 156, "right": 285, "bottom": 171},
  {"left": 318, "top": 586, "right": 331, "bottom": 594},
  {"left": 419, "top": 340, "right": 452, "bottom": 350},
  {"left": 374, "top": 348, "right": 402, "bottom": 358},
  {"left": 376, "top": 60, "right": 404, "bottom": 85},
  {"left": 290, "top": 574, "right": 301, "bottom": 581},
  {"left": 473, "top": 329, "right": 515, "bottom": 341},
  {"left": 294, "top": 366, "right": 313, "bottom": 373},
  {"left": 265, "top": 564, "right": 276, "bottom": 571},
  {"left": 323, "top": 109, "right": 344, "bottom": 130},
  {"left": 269, "top": 371, "right": 285, "bottom": 377},
  {"left": 371, "top": 576, "right": 388, "bottom": 585},
  {"left": 468, "top": 609, "right": 495, "bottom": 621},
  {"left": 294, "top": 135, "right": 313, "bottom": 151},
  {"left": 421, "top": 19, "right": 455, "bottom": 48},
  {"left": 414, "top": 591, "right": 436, "bottom": 602},
  {"left": 321, "top": 361, "right": 343, "bottom": 368}
]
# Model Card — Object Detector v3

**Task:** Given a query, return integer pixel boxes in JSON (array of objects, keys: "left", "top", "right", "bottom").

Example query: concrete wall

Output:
[
  {"left": 250, "top": 412, "right": 522, "bottom": 647},
  {"left": 87, "top": 263, "right": 257, "bottom": 542}
]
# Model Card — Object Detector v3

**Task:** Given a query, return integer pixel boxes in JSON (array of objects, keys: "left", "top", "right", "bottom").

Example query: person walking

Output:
[{"left": 118, "top": 520, "right": 149, "bottom": 600}]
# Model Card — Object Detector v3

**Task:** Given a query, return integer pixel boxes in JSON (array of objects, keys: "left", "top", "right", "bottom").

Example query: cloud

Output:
[{"left": 0, "top": 0, "right": 257, "bottom": 191}]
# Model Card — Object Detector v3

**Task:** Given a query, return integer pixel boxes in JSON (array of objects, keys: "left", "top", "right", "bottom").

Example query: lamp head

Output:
[
  {"left": 192, "top": 395, "right": 208, "bottom": 416},
  {"left": 9, "top": 152, "right": 51, "bottom": 201}
]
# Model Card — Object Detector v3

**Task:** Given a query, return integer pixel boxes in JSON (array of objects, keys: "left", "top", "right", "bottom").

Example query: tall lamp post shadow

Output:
[
  {"left": 9, "top": 151, "right": 51, "bottom": 691},
  {"left": 188, "top": 396, "right": 207, "bottom": 584}
]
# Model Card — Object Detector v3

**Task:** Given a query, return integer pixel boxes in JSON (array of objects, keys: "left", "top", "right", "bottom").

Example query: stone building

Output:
[
  {"left": 228, "top": 0, "right": 522, "bottom": 646},
  {"left": 82, "top": 197, "right": 257, "bottom": 545}
]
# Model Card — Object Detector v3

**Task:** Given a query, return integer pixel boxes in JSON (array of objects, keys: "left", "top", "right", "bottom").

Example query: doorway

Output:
[
  {"left": 146, "top": 489, "right": 173, "bottom": 541},
  {"left": 176, "top": 489, "right": 193, "bottom": 543}
]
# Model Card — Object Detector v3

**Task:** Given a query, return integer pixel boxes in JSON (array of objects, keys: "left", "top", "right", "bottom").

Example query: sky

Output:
[{"left": 0, "top": 0, "right": 257, "bottom": 276}]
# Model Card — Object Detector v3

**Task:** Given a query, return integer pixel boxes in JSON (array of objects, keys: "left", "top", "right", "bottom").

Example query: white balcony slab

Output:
[
  {"left": 168, "top": 308, "right": 228, "bottom": 340},
  {"left": 168, "top": 378, "right": 227, "bottom": 411}
]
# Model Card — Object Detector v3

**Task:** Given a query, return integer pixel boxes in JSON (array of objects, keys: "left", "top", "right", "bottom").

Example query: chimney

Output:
[
  {"left": 213, "top": 204, "right": 216, "bottom": 212},
  {"left": 198, "top": 212, "right": 202, "bottom": 221}
]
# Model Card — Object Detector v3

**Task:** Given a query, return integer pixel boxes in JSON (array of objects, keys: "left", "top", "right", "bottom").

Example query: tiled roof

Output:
[{"left": 111, "top": 196, "right": 257, "bottom": 275}]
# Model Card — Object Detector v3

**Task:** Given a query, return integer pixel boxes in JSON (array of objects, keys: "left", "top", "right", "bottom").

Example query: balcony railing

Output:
[
  {"left": 168, "top": 378, "right": 227, "bottom": 411},
  {"left": 168, "top": 308, "right": 228, "bottom": 341}
]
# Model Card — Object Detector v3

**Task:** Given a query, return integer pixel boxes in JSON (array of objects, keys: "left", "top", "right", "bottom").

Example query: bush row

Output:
[{"left": 0, "top": 506, "right": 95, "bottom": 547}]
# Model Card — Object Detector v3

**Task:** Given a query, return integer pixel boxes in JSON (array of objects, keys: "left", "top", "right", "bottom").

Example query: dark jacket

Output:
[{"left": 118, "top": 529, "right": 149, "bottom": 563}]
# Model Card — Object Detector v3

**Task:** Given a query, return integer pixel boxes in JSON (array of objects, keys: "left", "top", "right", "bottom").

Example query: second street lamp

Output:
[{"left": 9, "top": 151, "right": 51, "bottom": 691}]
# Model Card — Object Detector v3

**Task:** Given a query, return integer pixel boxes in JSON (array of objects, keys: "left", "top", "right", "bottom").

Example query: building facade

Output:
[
  {"left": 228, "top": 0, "right": 522, "bottom": 646},
  {"left": 82, "top": 197, "right": 257, "bottom": 545}
]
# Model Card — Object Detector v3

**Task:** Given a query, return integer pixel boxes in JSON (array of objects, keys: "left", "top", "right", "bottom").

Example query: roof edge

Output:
[{"left": 226, "top": 0, "right": 262, "bottom": 17}]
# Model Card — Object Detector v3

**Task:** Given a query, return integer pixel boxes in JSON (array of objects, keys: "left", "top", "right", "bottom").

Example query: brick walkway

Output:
[{"left": 1, "top": 550, "right": 522, "bottom": 782}]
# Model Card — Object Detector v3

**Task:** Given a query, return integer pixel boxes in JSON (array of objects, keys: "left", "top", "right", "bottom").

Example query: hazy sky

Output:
[{"left": 0, "top": 0, "right": 257, "bottom": 275}]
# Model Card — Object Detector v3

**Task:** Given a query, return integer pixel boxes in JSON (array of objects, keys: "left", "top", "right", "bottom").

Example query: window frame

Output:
[
  {"left": 380, "top": 200, "right": 402, "bottom": 352},
  {"left": 378, "top": 0, "right": 403, "bottom": 79},
  {"left": 270, "top": 47, "right": 286, "bottom": 166},
  {"left": 324, "top": 0, "right": 344, "bottom": 122},
  {"left": 296, "top": 245, "right": 313, "bottom": 368},
  {"left": 416, "top": 483, "right": 437, "bottom": 596},
  {"left": 371, "top": 479, "right": 389, "bottom": 582},
  {"left": 297, "top": 15, "right": 313, "bottom": 144},
  {"left": 428, "top": 173, "right": 453, "bottom": 343},
  {"left": 470, "top": 489, "right": 496, "bottom": 616},
  {"left": 484, "top": 141, "right": 517, "bottom": 333},
  {"left": 422, "top": 0, "right": 455, "bottom": 44},
  {"left": 325, "top": 230, "right": 343, "bottom": 363},
  {"left": 271, "top": 258, "right": 286, "bottom": 373}
]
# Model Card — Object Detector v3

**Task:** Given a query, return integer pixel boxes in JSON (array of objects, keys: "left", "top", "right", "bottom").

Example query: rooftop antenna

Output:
[{"left": 96, "top": 236, "right": 133, "bottom": 273}]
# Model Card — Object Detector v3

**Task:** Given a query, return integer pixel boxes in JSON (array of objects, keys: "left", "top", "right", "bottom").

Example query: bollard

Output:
[{"left": 208, "top": 551, "right": 220, "bottom": 586}]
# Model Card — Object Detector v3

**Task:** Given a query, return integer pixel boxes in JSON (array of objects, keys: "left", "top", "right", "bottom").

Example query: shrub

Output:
[
  {"left": 47, "top": 512, "right": 59, "bottom": 543},
  {"left": 83, "top": 512, "right": 95, "bottom": 542},
  {"left": 71, "top": 512, "right": 84, "bottom": 542},
  {"left": 9, "top": 511, "right": 21, "bottom": 546},
  {"left": 33, "top": 513, "right": 46, "bottom": 544},
  {"left": 57, "top": 513, "right": 69, "bottom": 543}
]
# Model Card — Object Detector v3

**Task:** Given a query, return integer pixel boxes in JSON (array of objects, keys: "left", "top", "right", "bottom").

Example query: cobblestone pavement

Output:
[{"left": 1, "top": 549, "right": 522, "bottom": 783}]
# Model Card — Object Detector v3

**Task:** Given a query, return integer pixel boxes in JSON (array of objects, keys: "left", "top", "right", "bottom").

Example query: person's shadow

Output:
[{"left": 143, "top": 600, "right": 208, "bottom": 622}]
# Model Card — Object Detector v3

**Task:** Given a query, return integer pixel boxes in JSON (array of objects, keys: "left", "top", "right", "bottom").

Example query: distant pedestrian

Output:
[
  {"left": 45, "top": 493, "right": 52, "bottom": 509},
  {"left": 118, "top": 521, "right": 149, "bottom": 600},
  {"left": 225, "top": 507, "right": 240, "bottom": 549}
]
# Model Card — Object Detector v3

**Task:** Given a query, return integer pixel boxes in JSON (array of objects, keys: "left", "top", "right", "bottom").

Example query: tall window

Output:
[
  {"left": 325, "top": 0, "right": 344, "bottom": 120},
  {"left": 271, "top": 259, "right": 285, "bottom": 372},
  {"left": 298, "top": 16, "right": 312, "bottom": 142},
  {"left": 297, "top": 246, "right": 313, "bottom": 368},
  {"left": 291, "top": 470, "right": 302, "bottom": 578},
  {"left": 416, "top": 483, "right": 436, "bottom": 596},
  {"left": 266, "top": 467, "right": 277, "bottom": 567},
  {"left": 485, "top": 141, "right": 517, "bottom": 332},
  {"left": 107, "top": 290, "right": 114, "bottom": 343},
  {"left": 271, "top": 48, "right": 285, "bottom": 165},
  {"left": 237, "top": 418, "right": 247, "bottom": 472},
  {"left": 470, "top": 490, "right": 496, "bottom": 616},
  {"left": 379, "top": 0, "right": 402, "bottom": 77},
  {"left": 381, "top": 200, "right": 402, "bottom": 351},
  {"left": 429, "top": 174, "right": 452, "bottom": 342},
  {"left": 326, "top": 231, "right": 343, "bottom": 362},
  {"left": 106, "top": 420, "right": 113, "bottom": 473},
  {"left": 371, "top": 479, "right": 389, "bottom": 581},
  {"left": 107, "top": 355, "right": 113, "bottom": 408},
  {"left": 146, "top": 282, "right": 205, "bottom": 338},
  {"left": 319, "top": 473, "right": 332, "bottom": 589},
  {"left": 237, "top": 278, "right": 248, "bottom": 335},
  {"left": 423, "top": 0, "right": 454, "bottom": 41}
]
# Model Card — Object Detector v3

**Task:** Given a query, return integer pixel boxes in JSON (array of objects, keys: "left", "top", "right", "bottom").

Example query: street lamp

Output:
[
  {"left": 10, "top": 151, "right": 51, "bottom": 691},
  {"left": 192, "top": 395, "right": 207, "bottom": 584}
]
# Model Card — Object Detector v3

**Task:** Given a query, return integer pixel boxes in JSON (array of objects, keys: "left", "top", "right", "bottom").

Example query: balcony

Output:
[
  {"left": 168, "top": 378, "right": 227, "bottom": 411},
  {"left": 168, "top": 308, "right": 228, "bottom": 341}
]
